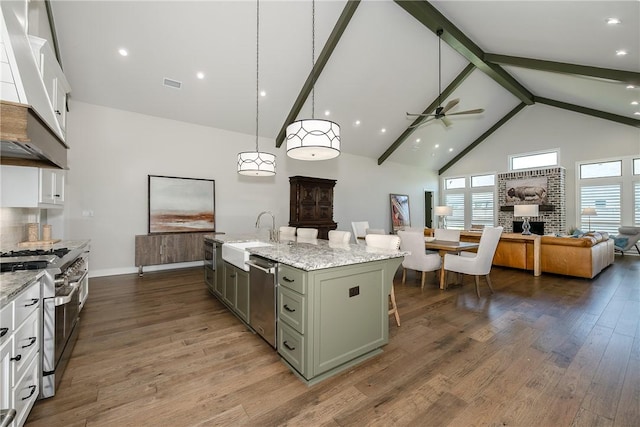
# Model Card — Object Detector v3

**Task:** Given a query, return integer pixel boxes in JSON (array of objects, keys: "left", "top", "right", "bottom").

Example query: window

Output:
[
  {"left": 580, "top": 160, "right": 622, "bottom": 179},
  {"left": 445, "top": 193, "right": 465, "bottom": 229},
  {"left": 441, "top": 172, "right": 496, "bottom": 229},
  {"left": 471, "top": 174, "right": 495, "bottom": 187},
  {"left": 577, "top": 156, "right": 638, "bottom": 231},
  {"left": 471, "top": 192, "right": 494, "bottom": 227},
  {"left": 445, "top": 177, "right": 465, "bottom": 189},
  {"left": 510, "top": 150, "right": 558, "bottom": 171},
  {"left": 580, "top": 185, "right": 620, "bottom": 233}
]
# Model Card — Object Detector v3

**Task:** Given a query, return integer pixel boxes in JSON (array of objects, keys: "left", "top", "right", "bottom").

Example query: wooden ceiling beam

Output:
[
  {"left": 393, "top": 0, "right": 534, "bottom": 105},
  {"left": 535, "top": 97, "right": 640, "bottom": 128},
  {"left": 377, "top": 63, "right": 475, "bottom": 165},
  {"left": 275, "top": 0, "right": 361, "bottom": 148},
  {"left": 486, "top": 54, "right": 640, "bottom": 86}
]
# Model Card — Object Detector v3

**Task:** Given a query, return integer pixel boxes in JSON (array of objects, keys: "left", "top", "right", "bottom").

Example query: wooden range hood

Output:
[{"left": 1, "top": 101, "right": 68, "bottom": 169}]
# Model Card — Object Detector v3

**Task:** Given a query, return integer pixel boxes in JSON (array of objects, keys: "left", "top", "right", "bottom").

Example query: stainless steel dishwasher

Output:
[{"left": 246, "top": 255, "right": 278, "bottom": 348}]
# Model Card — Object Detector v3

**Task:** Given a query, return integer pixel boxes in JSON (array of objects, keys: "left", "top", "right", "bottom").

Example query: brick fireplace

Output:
[{"left": 497, "top": 167, "right": 566, "bottom": 235}]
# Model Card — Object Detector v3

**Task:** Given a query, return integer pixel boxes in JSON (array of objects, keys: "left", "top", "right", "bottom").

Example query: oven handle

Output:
[
  {"left": 54, "top": 284, "right": 78, "bottom": 306},
  {"left": 68, "top": 270, "right": 89, "bottom": 288}
]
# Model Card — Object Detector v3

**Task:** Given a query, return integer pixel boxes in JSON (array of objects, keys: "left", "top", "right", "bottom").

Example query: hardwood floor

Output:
[{"left": 27, "top": 256, "right": 639, "bottom": 426}]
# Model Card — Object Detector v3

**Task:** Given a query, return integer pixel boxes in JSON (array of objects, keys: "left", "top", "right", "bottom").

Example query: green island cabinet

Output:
[
  {"left": 220, "top": 261, "right": 250, "bottom": 323},
  {"left": 277, "top": 258, "right": 402, "bottom": 384}
]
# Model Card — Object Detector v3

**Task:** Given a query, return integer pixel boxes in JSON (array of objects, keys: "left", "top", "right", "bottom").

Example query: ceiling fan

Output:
[{"left": 406, "top": 29, "right": 484, "bottom": 128}]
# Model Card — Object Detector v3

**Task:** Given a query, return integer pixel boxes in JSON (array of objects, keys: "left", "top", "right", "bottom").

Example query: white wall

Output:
[
  {"left": 441, "top": 104, "right": 640, "bottom": 228},
  {"left": 64, "top": 101, "right": 437, "bottom": 277}
]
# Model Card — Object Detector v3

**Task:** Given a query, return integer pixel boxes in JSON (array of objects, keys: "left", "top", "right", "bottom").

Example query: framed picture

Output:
[
  {"left": 505, "top": 177, "right": 548, "bottom": 205},
  {"left": 390, "top": 194, "right": 411, "bottom": 232},
  {"left": 148, "top": 175, "right": 215, "bottom": 234}
]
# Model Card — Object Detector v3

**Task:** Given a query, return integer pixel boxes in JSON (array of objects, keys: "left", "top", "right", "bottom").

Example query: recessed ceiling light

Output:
[
  {"left": 354, "top": 120, "right": 361, "bottom": 126},
  {"left": 635, "top": 112, "right": 640, "bottom": 116},
  {"left": 196, "top": 72, "right": 205, "bottom": 79},
  {"left": 631, "top": 101, "right": 638, "bottom": 105},
  {"left": 118, "top": 48, "right": 128, "bottom": 57},
  {"left": 606, "top": 18, "right": 621, "bottom": 25},
  {"left": 431, "top": 153, "right": 436, "bottom": 157},
  {"left": 616, "top": 50, "right": 627, "bottom": 56},
  {"left": 381, "top": 128, "right": 386, "bottom": 133},
  {"left": 260, "top": 90, "right": 266, "bottom": 97},
  {"left": 448, "top": 148, "right": 453, "bottom": 152},
  {"left": 324, "top": 110, "right": 330, "bottom": 116},
  {"left": 627, "top": 85, "right": 636, "bottom": 89},
  {"left": 434, "top": 144, "right": 439, "bottom": 148},
  {"left": 416, "top": 138, "right": 421, "bottom": 143}
]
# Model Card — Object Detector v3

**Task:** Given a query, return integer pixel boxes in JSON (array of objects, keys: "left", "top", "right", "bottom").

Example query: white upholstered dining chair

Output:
[
  {"left": 279, "top": 226, "right": 296, "bottom": 240},
  {"left": 328, "top": 230, "right": 351, "bottom": 244},
  {"left": 434, "top": 228, "right": 461, "bottom": 242},
  {"left": 397, "top": 230, "right": 442, "bottom": 289},
  {"left": 296, "top": 228, "right": 318, "bottom": 239},
  {"left": 443, "top": 226, "right": 503, "bottom": 297},
  {"left": 365, "top": 234, "right": 401, "bottom": 326},
  {"left": 351, "top": 221, "right": 369, "bottom": 245}
]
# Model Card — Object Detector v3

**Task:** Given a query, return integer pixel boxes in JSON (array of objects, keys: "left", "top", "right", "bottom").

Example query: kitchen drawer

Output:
[
  {"left": 278, "top": 286, "right": 305, "bottom": 334},
  {"left": 278, "top": 265, "right": 306, "bottom": 294},
  {"left": 278, "top": 321, "right": 305, "bottom": 376},
  {"left": 0, "top": 301, "right": 13, "bottom": 343},
  {"left": 13, "top": 309, "right": 39, "bottom": 380},
  {"left": 14, "top": 281, "right": 41, "bottom": 329},
  {"left": 13, "top": 351, "right": 39, "bottom": 427}
]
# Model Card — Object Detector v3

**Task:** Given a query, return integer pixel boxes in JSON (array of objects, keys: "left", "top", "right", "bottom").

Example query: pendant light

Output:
[
  {"left": 238, "top": 0, "right": 276, "bottom": 176},
  {"left": 285, "top": 0, "right": 340, "bottom": 161}
]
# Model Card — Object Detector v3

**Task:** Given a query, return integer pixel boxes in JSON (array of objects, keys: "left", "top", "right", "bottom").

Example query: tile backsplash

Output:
[{"left": 0, "top": 207, "right": 41, "bottom": 249}]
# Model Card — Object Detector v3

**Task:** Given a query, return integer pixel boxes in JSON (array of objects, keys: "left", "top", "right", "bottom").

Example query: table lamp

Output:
[
  {"left": 514, "top": 204, "right": 539, "bottom": 235},
  {"left": 581, "top": 207, "right": 597, "bottom": 232},
  {"left": 434, "top": 205, "right": 453, "bottom": 229}
]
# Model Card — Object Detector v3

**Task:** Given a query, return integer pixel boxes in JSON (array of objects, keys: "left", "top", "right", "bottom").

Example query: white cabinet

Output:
[
  {"left": 1, "top": 165, "right": 65, "bottom": 208},
  {"left": 0, "top": 276, "right": 41, "bottom": 427},
  {"left": 30, "top": 36, "right": 69, "bottom": 137}
]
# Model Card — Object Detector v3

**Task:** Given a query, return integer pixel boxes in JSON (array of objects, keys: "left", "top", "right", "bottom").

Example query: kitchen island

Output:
[{"left": 205, "top": 234, "right": 405, "bottom": 385}]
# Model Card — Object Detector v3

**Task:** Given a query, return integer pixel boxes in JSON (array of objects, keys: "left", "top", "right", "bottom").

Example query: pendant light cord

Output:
[
  {"left": 311, "top": 0, "right": 315, "bottom": 119},
  {"left": 255, "top": 0, "right": 260, "bottom": 151}
]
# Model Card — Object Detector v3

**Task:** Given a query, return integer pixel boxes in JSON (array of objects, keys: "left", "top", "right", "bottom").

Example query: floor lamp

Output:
[
  {"left": 514, "top": 204, "right": 539, "bottom": 235},
  {"left": 582, "top": 207, "right": 597, "bottom": 232},
  {"left": 434, "top": 206, "right": 453, "bottom": 229}
]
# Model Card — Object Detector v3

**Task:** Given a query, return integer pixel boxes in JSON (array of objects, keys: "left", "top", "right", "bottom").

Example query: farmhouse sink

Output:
[{"left": 221, "top": 241, "right": 273, "bottom": 271}]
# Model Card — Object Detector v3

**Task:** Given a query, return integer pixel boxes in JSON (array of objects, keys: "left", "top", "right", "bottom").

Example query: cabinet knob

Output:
[
  {"left": 283, "top": 304, "right": 296, "bottom": 313},
  {"left": 283, "top": 341, "right": 296, "bottom": 351},
  {"left": 24, "top": 298, "right": 39, "bottom": 307},
  {"left": 10, "top": 354, "right": 22, "bottom": 362},
  {"left": 282, "top": 276, "right": 294, "bottom": 283},
  {"left": 0, "top": 327, "right": 8, "bottom": 338},
  {"left": 55, "top": 110, "right": 61, "bottom": 115}
]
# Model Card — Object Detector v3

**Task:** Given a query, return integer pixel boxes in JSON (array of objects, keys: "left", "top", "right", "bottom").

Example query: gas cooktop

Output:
[{"left": 0, "top": 248, "right": 71, "bottom": 258}]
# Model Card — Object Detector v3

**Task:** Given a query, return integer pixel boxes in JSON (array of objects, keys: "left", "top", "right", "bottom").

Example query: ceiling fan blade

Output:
[
  {"left": 441, "top": 116, "right": 453, "bottom": 127},
  {"left": 406, "top": 112, "right": 437, "bottom": 118},
  {"left": 447, "top": 108, "right": 485, "bottom": 116},
  {"left": 408, "top": 117, "right": 436, "bottom": 128},
  {"left": 441, "top": 98, "right": 460, "bottom": 114}
]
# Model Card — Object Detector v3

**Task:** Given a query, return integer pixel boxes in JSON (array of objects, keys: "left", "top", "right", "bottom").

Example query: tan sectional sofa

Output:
[{"left": 540, "top": 232, "right": 614, "bottom": 279}]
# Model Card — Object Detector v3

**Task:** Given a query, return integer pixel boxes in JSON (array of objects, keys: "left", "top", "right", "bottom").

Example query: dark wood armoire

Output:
[{"left": 289, "top": 176, "right": 337, "bottom": 240}]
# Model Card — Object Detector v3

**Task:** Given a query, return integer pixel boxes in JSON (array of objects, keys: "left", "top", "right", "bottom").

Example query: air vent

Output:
[{"left": 163, "top": 78, "right": 182, "bottom": 89}]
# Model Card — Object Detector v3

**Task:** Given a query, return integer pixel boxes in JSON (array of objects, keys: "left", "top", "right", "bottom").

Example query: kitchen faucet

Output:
[{"left": 255, "top": 211, "right": 277, "bottom": 242}]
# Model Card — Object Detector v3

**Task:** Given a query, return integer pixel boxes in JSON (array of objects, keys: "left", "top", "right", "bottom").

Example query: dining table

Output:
[{"left": 425, "top": 239, "right": 480, "bottom": 289}]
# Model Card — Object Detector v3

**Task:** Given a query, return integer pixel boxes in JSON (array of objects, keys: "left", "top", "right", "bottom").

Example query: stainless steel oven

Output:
[
  {"left": 204, "top": 239, "right": 216, "bottom": 294},
  {"left": 1, "top": 241, "right": 90, "bottom": 399}
]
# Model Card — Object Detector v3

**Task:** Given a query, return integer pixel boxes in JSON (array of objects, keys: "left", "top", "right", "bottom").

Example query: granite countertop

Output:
[
  {"left": 205, "top": 233, "right": 407, "bottom": 271},
  {"left": 0, "top": 270, "right": 44, "bottom": 308}
]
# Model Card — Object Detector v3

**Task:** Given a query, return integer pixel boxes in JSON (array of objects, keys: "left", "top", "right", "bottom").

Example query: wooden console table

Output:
[
  {"left": 425, "top": 230, "right": 541, "bottom": 276},
  {"left": 135, "top": 232, "right": 207, "bottom": 276}
]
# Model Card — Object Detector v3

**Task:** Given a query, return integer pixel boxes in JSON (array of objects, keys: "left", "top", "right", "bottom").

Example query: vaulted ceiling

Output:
[{"left": 50, "top": 0, "right": 640, "bottom": 173}]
